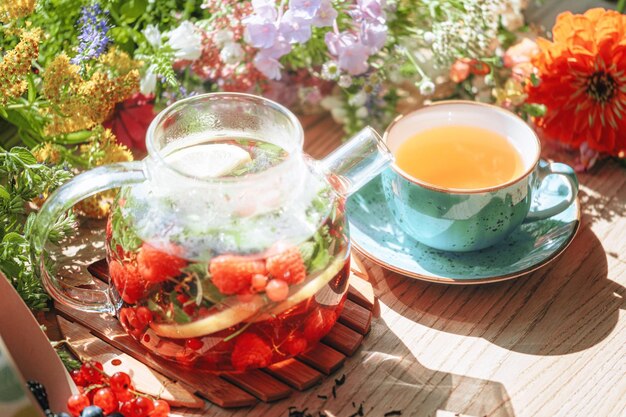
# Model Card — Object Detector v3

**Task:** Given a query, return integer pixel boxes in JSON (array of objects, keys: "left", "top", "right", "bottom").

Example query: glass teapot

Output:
[{"left": 32, "top": 93, "right": 392, "bottom": 371}]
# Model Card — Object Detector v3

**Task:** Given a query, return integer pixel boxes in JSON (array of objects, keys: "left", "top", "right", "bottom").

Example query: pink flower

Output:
[
  {"left": 244, "top": 15, "right": 278, "bottom": 48},
  {"left": 325, "top": 31, "right": 357, "bottom": 55},
  {"left": 338, "top": 41, "right": 370, "bottom": 75},
  {"left": 361, "top": 21, "right": 387, "bottom": 52},
  {"left": 450, "top": 59, "right": 471, "bottom": 83},
  {"left": 254, "top": 51, "right": 282, "bottom": 79},
  {"left": 289, "top": 0, "right": 321, "bottom": 19},
  {"left": 280, "top": 9, "right": 312, "bottom": 43},
  {"left": 504, "top": 38, "right": 539, "bottom": 79},
  {"left": 312, "top": 0, "right": 337, "bottom": 27}
]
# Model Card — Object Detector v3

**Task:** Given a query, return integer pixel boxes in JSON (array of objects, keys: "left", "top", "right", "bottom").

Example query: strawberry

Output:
[
  {"left": 303, "top": 307, "right": 337, "bottom": 342},
  {"left": 209, "top": 255, "right": 266, "bottom": 295},
  {"left": 137, "top": 243, "right": 187, "bottom": 283},
  {"left": 109, "top": 259, "right": 151, "bottom": 304},
  {"left": 231, "top": 333, "right": 273, "bottom": 371},
  {"left": 282, "top": 332, "right": 308, "bottom": 356},
  {"left": 266, "top": 246, "right": 306, "bottom": 284}
]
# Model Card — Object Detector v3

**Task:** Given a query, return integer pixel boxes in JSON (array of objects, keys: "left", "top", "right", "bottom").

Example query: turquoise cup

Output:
[{"left": 381, "top": 101, "right": 579, "bottom": 252}]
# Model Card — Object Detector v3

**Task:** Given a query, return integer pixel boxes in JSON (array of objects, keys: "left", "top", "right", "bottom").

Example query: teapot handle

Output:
[{"left": 31, "top": 161, "right": 147, "bottom": 314}]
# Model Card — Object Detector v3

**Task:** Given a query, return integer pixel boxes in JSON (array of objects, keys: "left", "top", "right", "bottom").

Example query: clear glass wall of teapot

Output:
[{"left": 32, "top": 93, "right": 392, "bottom": 371}]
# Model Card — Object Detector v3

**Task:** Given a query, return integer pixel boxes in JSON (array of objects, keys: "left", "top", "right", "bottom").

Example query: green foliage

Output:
[{"left": 0, "top": 146, "right": 74, "bottom": 310}]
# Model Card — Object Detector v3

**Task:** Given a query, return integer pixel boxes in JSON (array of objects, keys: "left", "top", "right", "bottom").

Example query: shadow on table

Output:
[
  {"left": 369, "top": 222, "right": 624, "bottom": 356},
  {"left": 250, "top": 319, "right": 516, "bottom": 417}
]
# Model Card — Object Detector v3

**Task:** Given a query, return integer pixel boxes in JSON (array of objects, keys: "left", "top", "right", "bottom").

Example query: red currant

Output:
[
  {"left": 120, "top": 400, "right": 135, "bottom": 416},
  {"left": 93, "top": 388, "right": 118, "bottom": 414},
  {"left": 136, "top": 306, "right": 153, "bottom": 326},
  {"left": 70, "top": 369, "right": 86, "bottom": 387},
  {"left": 130, "top": 396, "right": 155, "bottom": 417},
  {"left": 80, "top": 361, "right": 104, "bottom": 384},
  {"left": 115, "top": 382, "right": 135, "bottom": 402},
  {"left": 67, "top": 393, "right": 90, "bottom": 417},
  {"left": 185, "top": 338, "right": 203, "bottom": 350},
  {"left": 150, "top": 399, "right": 170, "bottom": 417},
  {"left": 110, "top": 371, "right": 131, "bottom": 393}
]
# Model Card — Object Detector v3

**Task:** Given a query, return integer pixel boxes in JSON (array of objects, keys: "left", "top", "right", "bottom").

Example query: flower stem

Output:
[
  {"left": 618, "top": 0, "right": 625, "bottom": 14},
  {"left": 403, "top": 49, "right": 427, "bottom": 80}
]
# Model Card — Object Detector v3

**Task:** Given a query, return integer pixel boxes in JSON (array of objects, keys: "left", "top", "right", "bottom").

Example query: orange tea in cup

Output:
[{"left": 394, "top": 125, "right": 524, "bottom": 190}]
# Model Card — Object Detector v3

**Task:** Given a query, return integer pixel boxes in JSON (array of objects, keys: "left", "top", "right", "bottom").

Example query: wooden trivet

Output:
[{"left": 56, "top": 259, "right": 375, "bottom": 409}]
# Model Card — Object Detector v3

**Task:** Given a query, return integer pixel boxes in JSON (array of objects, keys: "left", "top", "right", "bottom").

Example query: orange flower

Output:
[{"left": 527, "top": 8, "right": 626, "bottom": 156}]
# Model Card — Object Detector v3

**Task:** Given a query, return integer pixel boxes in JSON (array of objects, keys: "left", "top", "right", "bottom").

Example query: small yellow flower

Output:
[
  {"left": 32, "top": 142, "right": 62, "bottom": 164},
  {"left": 42, "top": 54, "right": 139, "bottom": 136},
  {"left": 0, "top": 28, "right": 42, "bottom": 106},
  {"left": 0, "top": 0, "right": 36, "bottom": 22},
  {"left": 99, "top": 47, "right": 141, "bottom": 76},
  {"left": 74, "top": 128, "right": 134, "bottom": 219}
]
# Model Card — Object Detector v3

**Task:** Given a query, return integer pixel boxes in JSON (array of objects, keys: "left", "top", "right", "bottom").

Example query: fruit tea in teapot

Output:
[{"left": 33, "top": 93, "right": 393, "bottom": 372}]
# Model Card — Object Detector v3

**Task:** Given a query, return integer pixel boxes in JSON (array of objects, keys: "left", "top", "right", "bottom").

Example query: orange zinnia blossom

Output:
[{"left": 527, "top": 8, "right": 626, "bottom": 157}]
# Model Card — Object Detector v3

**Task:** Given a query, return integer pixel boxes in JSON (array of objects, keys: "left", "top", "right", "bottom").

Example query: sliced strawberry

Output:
[
  {"left": 137, "top": 243, "right": 187, "bottom": 283},
  {"left": 209, "top": 255, "right": 266, "bottom": 295},
  {"left": 266, "top": 246, "right": 306, "bottom": 284},
  {"left": 231, "top": 333, "right": 273, "bottom": 371},
  {"left": 109, "top": 259, "right": 151, "bottom": 304}
]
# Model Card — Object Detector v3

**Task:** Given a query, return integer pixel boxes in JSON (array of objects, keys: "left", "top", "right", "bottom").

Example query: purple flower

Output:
[
  {"left": 325, "top": 31, "right": 358, "bottom": 56},
  {"left": 244, "top": 15, "right": 278, "bottom": 48},
  {"left": 357, "top": 0, "right": 386, "bottom": 23},
  {"left": 361, "top": 22, "right": 387, "bottom": 52},
  {"left": 252, "top": 0, "right": 278, "bottom": 20},
  {"left": 279, "top": 10, "right": 312, "bottom": 44},
  {"left": 289, "top": 0, "right": 321, "bottom": 19},
  {"left": 338, "top": 41, "right": 370, "bottom": 75},
  {"left": 71, "top": 4, "right": 111, "bottom": 65},
  {"left": 264, "top": 35, "right": 292, "bottom": 58},
  {"left": 312, "top": 0, "right": 337, "bottom": 27},
  {"left": 254, "top": 51, "right": 283, "bottom": 80}
]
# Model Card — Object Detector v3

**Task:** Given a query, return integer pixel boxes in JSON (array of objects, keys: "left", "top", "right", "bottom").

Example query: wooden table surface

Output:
[
  {"left": 41, "top": 111, "right": 625, "bottom": 417},
  {"left": 42, "top": 3, "right": 625, "bottom": 415},
  {"left": 210, "top": 113, "right": 624, "bottom": 417}
]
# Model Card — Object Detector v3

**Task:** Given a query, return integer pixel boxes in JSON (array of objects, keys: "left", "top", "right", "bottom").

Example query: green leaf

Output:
[
  {"left": 172, "top": 304, "right": 191, "bottom": 323},
  {"left": 0, "top": 185, "right": 10, "bottom": 200},
  {"left": 2, "top": 232, "right": 26, "bottom": 244},
  {"left": 201, "top": 278, "right": 226, "bottom": 305},
  {"left": 530, "top": 73, "right": 540, "bottom": 87},
  {"left": 120, "top": 0, "right": 148, "bottom": 23},
  {"left": 9, "top": 147, "right": 37, "bottom": 165},
  {"left": 299, "top": 241, "right": 316, "bottom": 267},
  {"left": 27, "top": 75, "right": 36, "bottom": 104},
  {"left": 183, "top": 262, "right": 209, "bottom": 279}
]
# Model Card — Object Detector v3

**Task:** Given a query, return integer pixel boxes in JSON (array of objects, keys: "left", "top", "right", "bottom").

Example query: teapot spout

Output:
[{"left": 319, "top": 126, "right": 394, "bottom": 197}]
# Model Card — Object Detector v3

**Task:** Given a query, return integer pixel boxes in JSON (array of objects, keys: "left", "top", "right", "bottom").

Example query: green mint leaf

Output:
[
  {"left": 530, "top": 73, "right": 540, "bottom": 87},
  {"left": 299, "top": 241, "right": 316, "bottom": 267},
  {"left": 183, "top": 262, "right": 209, "bottom": 279},
  {"left": 201, "top": 278, "right": 226, "bottom": 305},
  {"left": 172, "top": 304, "right": 191, "bottom": 324}
]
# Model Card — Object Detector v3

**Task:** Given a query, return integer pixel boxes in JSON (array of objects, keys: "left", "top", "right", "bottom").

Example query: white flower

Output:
[
  {"left": 355, "top": 107, "right": 368, "bottom": 119},
  {"left": 214, "top": 29, "right": 234, "bottom": 47},
  {"left": 330, "top": 107, "right": 348, "bottom": 124},
  {"left": 167, "top": 21, "right": 203, "bottom": 61},
  {"left": 321, "top": 61, "right": 339, "bottom": 80},
  {"left": 320, "top": 95, "right": 343, "bottom": 111},
  {"left": 419, "top": 79, "right": 435, "bottom": 96},
  {"left": 143, "top": 24, "right": 162, "bottom": 49},
  {"left": 220, "top": 42, "right": 244, "bottom": 65},
  {"left": 423, "top": 31, "right": 435, "bottom": 45},
  {"left": 502, "top": 11, "right": 524, "bottom": 31},
  {"left": 349, "top": 91, "right": 368, "bottom": 107},
  {"left": 338, "top": 75, "right": 352, "bottom": 88},
  {"left": 140, "top": 64, "right": 158, "bottom": 95}
]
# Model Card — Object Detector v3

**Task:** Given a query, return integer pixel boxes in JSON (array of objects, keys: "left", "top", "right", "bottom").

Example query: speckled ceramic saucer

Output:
[{"left": 347, "top": 169, "right": 580, "bottom": 284}]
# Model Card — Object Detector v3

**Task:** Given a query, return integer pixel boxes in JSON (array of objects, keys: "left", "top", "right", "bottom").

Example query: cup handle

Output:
[
  {"left": 525, "top": 161, "right": 579, "bottom": 222},
  {"left": 31, "top": 161, "right": 147, "bottom": 313}
]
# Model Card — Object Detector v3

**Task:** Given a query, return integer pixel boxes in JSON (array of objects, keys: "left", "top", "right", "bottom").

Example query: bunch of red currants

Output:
[{"left": 67, "top": 360, "right": 170, "bottom": 417}]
